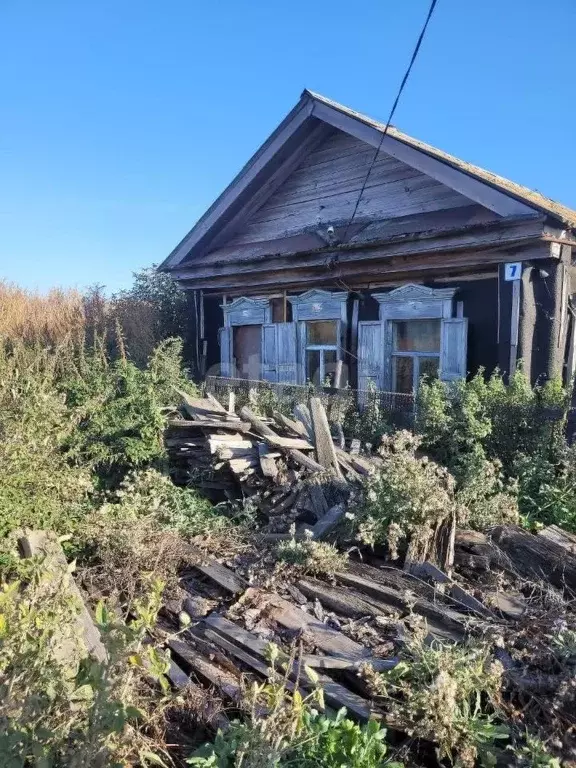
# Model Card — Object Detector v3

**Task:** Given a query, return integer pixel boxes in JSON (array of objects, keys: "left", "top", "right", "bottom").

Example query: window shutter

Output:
[
  {"left": 276, "top": 322, "right": 298, "bottom": 384},
  {"left": 358, "top": 321, "right": 384, "bottom": 392},
  {"left": 440, "top": 318, "right": 468, "bottom": 381},
  {"left": 219, "top": 327, "right": 232, "bottom": 377},
  {"left": 261, "top": 324, "right": 278, "bottom": 382}
]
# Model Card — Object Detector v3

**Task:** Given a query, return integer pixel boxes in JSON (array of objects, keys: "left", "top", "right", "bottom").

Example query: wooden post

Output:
[
  {"left": 509, "top": 278, "right": 521, "bottom": 375},
  {"left": 334, "top": 360, "right": 343, "bottom": 389},
  {"left": 283, "top": 290, "right": 287, "bottom": 322},
  {"left": 351, "top": 299, "right": 359, "bottom": 387}
]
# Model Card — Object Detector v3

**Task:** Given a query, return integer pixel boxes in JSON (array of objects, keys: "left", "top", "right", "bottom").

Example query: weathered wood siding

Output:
[{"left": 225, "top": 130, "right": 472, "bottom": 247}]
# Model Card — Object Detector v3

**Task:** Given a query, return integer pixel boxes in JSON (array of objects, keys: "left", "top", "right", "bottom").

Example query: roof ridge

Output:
[{"left": 304, "top": 90, "right": 576, "bottom": 228}]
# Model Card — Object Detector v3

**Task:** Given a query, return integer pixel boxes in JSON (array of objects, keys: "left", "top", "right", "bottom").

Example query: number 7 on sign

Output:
[{"left": 504, "top": 262, "right": 522, "bottom": 281}]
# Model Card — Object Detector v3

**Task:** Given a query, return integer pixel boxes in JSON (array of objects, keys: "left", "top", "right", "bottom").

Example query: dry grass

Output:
[{"left": 0, "top": 280, "right": 86, "bottom": 345}]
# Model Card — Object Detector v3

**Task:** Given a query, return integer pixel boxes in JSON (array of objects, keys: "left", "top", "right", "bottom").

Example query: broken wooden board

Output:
[
  {"left": 302, "top": 654, "right": 398, "bottom": 672},
  {"left": 310, "top": 397, "right": 342, "bottom": 477},
  {"left": 273, "top": 411, "right": 309, "bottom": 438},
  {"left": 335, "top": 565, "right": 468, "bottom": 637},
  {"left": 404, "top": 510, "right": 456, "bottom": 576},
  {"left": 490, "top": 525, "right": 576, "bottom": 592},
  {"left": 193, "top": 556, "right": 248, "bottom": 595},
  {"left": 310, "top": 504, "right": 346, "bottom": 540},
  {"left": 175, "top": 389, "right": 235, "bottom": 421},
  {"left": 258, "top": 592, "right": 372, "bottom": 660},
  {"left": 293, "top": 404, "right": 314, "bottom": 440},
  {"left": 203, "top": 613, "right": 374, "bottom": 721},
  {"left": 297, "top": 578, "right": 400, "bottom": 620},
  {"left": 258, "top": 443, "right": 279, "bottom": 479},
  {"left": 240, "top": 406, "right": 326, "bottom": 473},
  {"left": 409, "top": 562, "right": 496, "bottom": 619},
  {"left": 168, "top": 638, "right": 242, "bottom": 701},
  {"left": 168, "top": 418, "right": 250, "bottom": 432},
  {"left": 539, "top": 524, "right": 576, "bottom": 555}
]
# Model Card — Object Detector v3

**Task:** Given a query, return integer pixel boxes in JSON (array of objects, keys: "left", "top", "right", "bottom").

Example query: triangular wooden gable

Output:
[{"left": 161, "top": 90, "right": 549, "bottom": 272}]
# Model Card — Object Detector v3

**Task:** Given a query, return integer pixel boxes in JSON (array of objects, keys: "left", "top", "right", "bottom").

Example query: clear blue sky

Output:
[{"left": 1, "top": 0, "right": 575, "bottom": 293}]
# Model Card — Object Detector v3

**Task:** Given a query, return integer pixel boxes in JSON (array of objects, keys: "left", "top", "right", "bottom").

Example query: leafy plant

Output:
[
  {"left": 0, "top": 555, "right": 171, "bottom": 767},
  {"left": 190, "top": 644, "right": 399, "bottom": 768},
  {"left": 275, "top": 527, "right": 348, "bottom": 575},
  {"left": 367, "top": 633, "right": 507, "bottom": 767},
  {"left": 355, "top": 431, "right": 457, "bottom": 555},
  {"left": 62, "top": 353, "right": 166, "bottom": 479}
]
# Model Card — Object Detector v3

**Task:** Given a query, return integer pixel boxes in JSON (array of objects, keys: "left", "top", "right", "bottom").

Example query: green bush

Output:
[
  {"left": 355, "top": 431, "right": 457, "bottom": 554},
  {"left": 368, "top": 633, "right": 507, "bottom": 767},
  {"left": 275, "top": 528, "right": 348, "bottom": 575},
  {"left": 416, "top": 370, "right": 571, "bottom": 531},
  {"left": 0, "top": 555, "right": 171, "bottom": 767},
  {"left": 62, "top": 355, "right": 166, "bottom": 479},
  {"left": 515, "top": 447, "right": 576, "bottom": 531},
  {"left": 0, "top": 341, "right": 94, "bottom": 539}
]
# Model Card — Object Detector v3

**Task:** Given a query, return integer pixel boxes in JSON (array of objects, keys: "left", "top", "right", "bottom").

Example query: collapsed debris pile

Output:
[
  {"left": 159, "top": 390, "right": 576, "bottom": 762},
  {"left": 166, "top": 390, "right": 380, "bottom": 538},
  {"left": 14, "top": 389, "right": 576, "bottom": 765},
  {"left": 155, "top": 520, "right": 576, "bottom": 761}
]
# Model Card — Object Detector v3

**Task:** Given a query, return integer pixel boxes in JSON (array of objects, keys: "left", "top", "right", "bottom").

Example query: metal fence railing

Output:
[{"left": 204, "top": 376, "right": 415, "bottom": 432}]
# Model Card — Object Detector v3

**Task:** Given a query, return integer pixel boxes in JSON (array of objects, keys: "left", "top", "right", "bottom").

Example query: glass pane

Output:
[
  {"left": 394, "top": 320, "right": 441, "bottom": 352},
  {"left": 306, "top": 349, "right": 321, "bottom": 386},
  {"left": 307, "top": 320, "right": 337, "bottom": 345},
  {"left": 394, "top": 356, "right": 414, "bottom": 393},
  {"left": 323, "top": 349, "right": 338, "bottom": 387},
  {"left": 419, "top": 356, "right": 440, "bottom": 381}
]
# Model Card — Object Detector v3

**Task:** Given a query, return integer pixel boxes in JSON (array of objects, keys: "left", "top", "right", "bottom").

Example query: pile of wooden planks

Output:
[
  {"left": 162, "top": 519, "right": 576, "bottom": 738},
  {"left": 166, "top": 390, "right": 378, "bottom": 534}
]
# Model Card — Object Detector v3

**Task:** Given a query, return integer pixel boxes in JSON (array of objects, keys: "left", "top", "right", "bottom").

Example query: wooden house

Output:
[{"left": 159, "top": 91, "right": 576, "bottom": 393}]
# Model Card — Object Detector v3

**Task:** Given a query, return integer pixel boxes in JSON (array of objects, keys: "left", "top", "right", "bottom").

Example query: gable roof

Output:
[
  {"left": 308, "top": 91, "right": 576, "bottom": 230},
  {"left": 160, "top": 90, "right": 576, "bottom": 270}
]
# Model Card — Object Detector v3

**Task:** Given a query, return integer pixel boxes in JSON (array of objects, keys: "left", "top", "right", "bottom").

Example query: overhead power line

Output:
[{"left": 342, "top": 0, "right": 440, "bottom": 242}]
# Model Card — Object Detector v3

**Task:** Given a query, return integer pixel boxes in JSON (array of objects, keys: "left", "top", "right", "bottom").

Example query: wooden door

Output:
[{"left": 233, "top": 325, "right": 262, "bottom": 379}]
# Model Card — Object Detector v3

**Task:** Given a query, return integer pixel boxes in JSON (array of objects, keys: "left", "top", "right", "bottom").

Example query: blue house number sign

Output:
[{"left": 504, "top": 262, "right": 522, "bottom": 281}]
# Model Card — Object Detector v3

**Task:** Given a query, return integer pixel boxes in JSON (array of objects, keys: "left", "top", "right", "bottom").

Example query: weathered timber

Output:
[
  {"left": 296, "top": 578, "right": 399, "bottom": 620},
  {"left": 310, "top": 504, "right": 346, "bottom": 539},
  {"left": 259, "top": 592, "right": 371, "bottom": 659},
  {"left": 409, "top": 562, "right": 496, "bottom": 619},
  {"left": 258, "top": 443, "right": 279, "bottom": 479},
  {"left": 168, "top": 419, "right": 250, "bottom": 432},
  {"left": 193, "top": 557, "right": 248, "bottom": 595},
  {"left": 404, "top": 510, "right": 455, "bottom": 575},
  {"left": 334, "top": 448, "right": 374, "bottom": 476},
  {"left": 203, "top": 614, "right": 373, "bottom": 721},
  {"left": 306, "top": 480, "right": 329, "bottom": 519},
  {"left": 335, "top": 567, "right": 468, "bottom": 633},
  {"left": 272, "top": 411, "right": 309, "bottom": 438},
  {"left": 489, "top": 525, "right": 576, "bottom": 591},
  {"left": 173, "top": 217, "right": 547, "bottom": 290},
  {"left": 302, "top": 654, "right": 398, "bottom": 672},
  {"left": 168, "top": 638, "right": 242, "bottom": 701},
  {"left": 310, "top": 397, "right": 342, "bottom": 477},
  {"left": 240, "top": 406, "right": 325, "bottom": 473},
  {"left": 18, "top": 531, "right": 107, "bottom": 664},
  {"left": 539, "top": 524, "right": 576, "bottom": 555},
  {"left": 293, "top": 404, "right": 314, "bottom": 440}
]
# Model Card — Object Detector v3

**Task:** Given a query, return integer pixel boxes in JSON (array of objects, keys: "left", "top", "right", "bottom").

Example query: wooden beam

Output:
[
  {"left": 170, "top": 216, "right": 546, "bottom": 283},
  {"left": 509, "top": 278, "right": 521, "bottom": 374},
  {"left": 309, "top": 397, "right": 342, "bottom": 477}
]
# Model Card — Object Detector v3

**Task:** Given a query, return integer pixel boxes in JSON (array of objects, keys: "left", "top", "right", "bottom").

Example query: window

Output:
[
  {"left": 305, "top": 320, "right": 338, "bottom": 386},
  {"left": 391, "top": 319, "right": 440, "bottom": 393}
]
